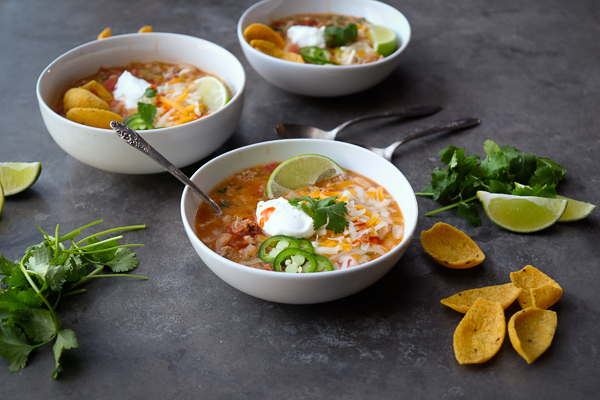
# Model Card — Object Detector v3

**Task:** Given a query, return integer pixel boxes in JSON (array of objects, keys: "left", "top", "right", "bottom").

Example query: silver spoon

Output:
[
  {"left": 275, "top": 104, "right": 443, "bottom": 140},
  {"left": 110, "top": 121, "right": 223, "bottom": 216},
  {"left": 357, "top": 117, "right": 481, "bottom": 161}
]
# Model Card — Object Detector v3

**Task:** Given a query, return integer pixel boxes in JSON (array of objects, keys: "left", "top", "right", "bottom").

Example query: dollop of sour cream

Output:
[
  {"left": 113, "top": 71, "right": 152, "bottom": 109},
  {"left": 256, "top": 197, "right": 316, "bottom": 238},
  {"left": 286, "top": 25, "right": 326, "bottom": 48}
]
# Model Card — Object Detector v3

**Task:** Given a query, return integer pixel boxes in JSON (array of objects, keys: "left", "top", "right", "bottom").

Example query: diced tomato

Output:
[
  {"left": 288, "top": 44, "right": 300, "bottom": 54},
  {"left": 264, "top": 162, "right": 280, "bottom": 173},
  {"left": 103, "top": 78, "right": 117, "bottom": 93}
]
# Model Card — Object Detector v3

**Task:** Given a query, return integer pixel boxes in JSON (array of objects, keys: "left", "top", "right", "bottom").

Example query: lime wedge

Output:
[
  {"left": 194, "top": 76, "right": 230, "bottom": 113},
  {"left": 0, "top": 182, "right": 4, "bottom": 217},
  {"left": 0, "top": 162, "right": 42, "bottom": 196},
  {"left": 266, "top": 154, "right": 345, "bottom": 198},
  {"left": 476, "top": 191, "right": 567, "bottom": 233},
  {"left": 557, "top": 195, "right": 596, "bottom": 222},
  {"left": 368, "top": 24, "right": 397, "bottom": 57}
]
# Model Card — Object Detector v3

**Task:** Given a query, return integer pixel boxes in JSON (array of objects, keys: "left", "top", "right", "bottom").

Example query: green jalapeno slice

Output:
[
  {"left": 258, "top": 235, "right": 300, "bottom": 263},
  {"left": 297, "top": 238, "right": 315, "bottom": 253},
  {"left": 315, "top": 254, "right": 335, "bottom": 271},
  {"left": 273, "top": 248, "right": 318, "bottom": 273}
]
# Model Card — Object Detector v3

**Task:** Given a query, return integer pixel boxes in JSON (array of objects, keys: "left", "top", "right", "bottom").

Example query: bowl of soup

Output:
[
  {"left": 181, "top": 139, "right": 418, "bottom": 304},
  {"left": 237, "top": 0, "right": 411, "bottom": 97},
  {"left": 37, "top": 32, "right": 245, "bottom": 174}
]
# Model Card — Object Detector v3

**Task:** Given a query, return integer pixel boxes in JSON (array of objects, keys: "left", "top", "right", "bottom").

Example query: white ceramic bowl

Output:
[
  {"left": 37, "top": 33, "right": 245, "bottom": 174},
  {"left": 181, "top": 139, "right": 418, "bottom": 304},
  {"left": 237, "top": 0, "right": 411, "bottom": 97}
]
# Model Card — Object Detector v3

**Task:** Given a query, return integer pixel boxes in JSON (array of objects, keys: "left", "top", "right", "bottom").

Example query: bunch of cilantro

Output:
[
  {"left": 0, "top": 220, "right": 146, "bottom": 377},
  {"left": 289, "top": 195, "right": 349, "bottom": 234},
  {"left": 417, "top": 140, "right": 567, "bottom": 226}
]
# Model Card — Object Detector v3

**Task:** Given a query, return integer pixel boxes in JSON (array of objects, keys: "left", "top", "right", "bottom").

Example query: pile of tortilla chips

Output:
[
  {"left": 243, "top": 23, "right": 304, "bottom": 63},
  {"left": 63, "top": 82, "right": 122, "bottom": 129},
  {"left": 443, "top": 265, "right": 561, "bottom": 364}
]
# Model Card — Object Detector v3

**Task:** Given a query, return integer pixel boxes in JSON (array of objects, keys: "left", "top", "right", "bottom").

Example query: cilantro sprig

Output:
[
  {"left": 324, "top": 23, "right": 358, "bottom": 47},
  {"left": 417, "top": 140, "right": 567, "bottom": 226},
  {"left": 288, "top": 196, "right": 349, "bottom": 234},
  {"left": 0, "top": 220, "right": 146, "bottom": 377},
  {"left": 124, "top": 87, "right": 158, "bottom": 130}
]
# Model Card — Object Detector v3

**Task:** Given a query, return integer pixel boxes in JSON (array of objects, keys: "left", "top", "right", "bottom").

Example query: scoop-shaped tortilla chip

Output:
[
  {"left": 250, "top": 39, "right": 304, "bottom": 63},
  {"left": 421, "top": 222, "right": 485, "bottom": 269},
  {"left": 244, "top": 23, "right": 286, "bottom": 48},
  {"left": 138, "top": 25, "right": 152, "bottom": 33},
  {"left": 508, "top": 307, "right": 557, "bottom": 364},
  {"left": 80, "top": 80, "right": 114, "bottom": 104},
  {"left": 98, "top": 27, "right": 111, "bottom": 40},
  {"left": 64, "top": 88, "right": 109, "bottom": 113},
  {"left": 66, "top": 107, "right": 123, "bottom": 129},
  {"left": 441, "top": 283, "right": 522, "bottom": 313},
  {"left": 510, "top": 265, "right": 562, "bottom": 309},
  {"left": 453, "top": 297, "right": 505, "bottom": 364}
]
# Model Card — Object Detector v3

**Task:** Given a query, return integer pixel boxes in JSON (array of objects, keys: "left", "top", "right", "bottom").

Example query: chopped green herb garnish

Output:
[
  {"left": 220, "top": 201, "right": 230, "bottom": 208},
  {"left": 143, "top": 87, "right": 157, "bottom": 98},
  {"left": 123, "top": 89, "right": 158, "bottom": 130},
  {"left": 324, "top": 23, "right": 358, "bottom": 47},
  {"left": 0, "top": 220, "right": 146, "bottom": 378},
  {"left": 217, "top": 187, "right": 228, "bottom": 193},
  {"left": 289, "top": 195, "right": 349, "bottom": 234},
  {"left": 417, "top": 140, "right": 567, "bottom": 226},
  {"left": 236, "top": 186, "right": 243, "bottom": 190}
]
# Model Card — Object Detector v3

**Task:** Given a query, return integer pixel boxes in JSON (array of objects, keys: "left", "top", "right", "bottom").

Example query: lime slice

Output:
[
  {"left": 0, "top": 162, "right": 42, "bottom": 196},
  {"left": 194, "top": 76, "right": 230, "bottom": 113},
  {"left": 476, "top": 191, "right": 567, "bottom": 233},
  {"left": 266, "top": 154, "right": 345, "bottom": 198},
  {"left": 368, "top": 24, "right": 397, "bottom": 57},
  {"left": 556, "top": 195, "right": 596, "bottom": 222},
  {"left": 513, "top": 183, "right": 596, "bottom": 222},
  {"left": 0, "top": 182, "right": 4, "bottom": 217}
]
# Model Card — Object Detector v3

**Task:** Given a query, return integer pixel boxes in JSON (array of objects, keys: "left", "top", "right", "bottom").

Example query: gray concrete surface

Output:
[{"left": 1, "top": 0, "right": 599, "bottom": 398}]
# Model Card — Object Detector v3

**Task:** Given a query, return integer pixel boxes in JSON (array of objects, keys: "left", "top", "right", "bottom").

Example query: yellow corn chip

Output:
[
  {"left": 510, "top": 266, "right": 562, "bottom": 309},
  {"left": 421, "top": 222, "right": 485, "bottom": 269},
  {"left": 244, "top": 23, "right": 286, "bottom": 48},
  {"left": 281, "top": 51, "right": 305, "bottom": 63},
  {"left": 80, "top": 81, "right": 113, "bottom": 104},
  {"left": 508, "top": 307, "right": 557, "bottom": 364},
  {"left": 64, "top": 88, "right": 109, "bottom": 113},
  {"left": 250, "top": 39, "right": 304, "bottom": 63},
  {"left": 66, "top": 107, "right": 123, "bottom": 129},
  {"left": 138, "top": 25, "right": 153, "bottom": 33},
  {"left": 441, "top": 283, "right": 522, "bottom": 313},
  {"left": 453, "top": 297, "right": 505, "bottom": 364},
  {"left": 97, "top": 27, "right": 111, "bottom": 40}
]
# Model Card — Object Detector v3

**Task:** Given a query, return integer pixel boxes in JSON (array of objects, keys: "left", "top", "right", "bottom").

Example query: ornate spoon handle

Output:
[{"left": 110, "top": 121, "right": 223, "bottom": 215}]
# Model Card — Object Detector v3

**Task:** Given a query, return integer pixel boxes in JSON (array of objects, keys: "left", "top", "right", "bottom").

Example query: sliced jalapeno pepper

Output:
[
  {"left": 315, "top": 254, "right": 335, "bottom": 271},
  {"left": 258, "top": 235, "right": 300, "bottom": 264},
  {"left": 273, "top": 248, "right": 318, "bottom": 273},
  {"left": 297, "top": 238, "right": 314, "bottom": 253}
]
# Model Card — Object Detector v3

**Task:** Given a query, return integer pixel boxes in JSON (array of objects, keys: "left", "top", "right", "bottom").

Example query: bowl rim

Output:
[
  {"left": 180, "top": 139, "right": 418, "bottom": 280},
  {"left": 237, "top": 0, "right": 411, "bottom": 70},
  {"left": 36, "top": 32, "right": 246, "bottom": 135}
]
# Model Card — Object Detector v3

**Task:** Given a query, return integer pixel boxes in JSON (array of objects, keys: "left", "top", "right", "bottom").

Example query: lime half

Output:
[
  {"left": 266, "top": 154, "right": 345, "bottom": 198},
  {"left": 368, "top": 24, "right": 397, "bottom": 57},
  {"left": 557, "top": 195, "right": 596, "bottom": 222},
  {"left": 476, "top": 191, "right": 567, "bottom": 233},
  {"left": 195, "top": 76, "right": 230, "bottom": 112},
  {"left": 0, "top": 162, "right": 42, "bottom": 196}
]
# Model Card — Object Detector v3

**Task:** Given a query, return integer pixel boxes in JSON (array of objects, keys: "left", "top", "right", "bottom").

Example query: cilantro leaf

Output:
[
  {"left": 512, "top": 184, "right": 557, "bottom": 198},
  {"left": 0, "top": 325, "right": 34, "bottom": 373},
  {"left": 143, "top": 87, "right": 157, "bottom": 98},
  {"left": 289, "top": 195, "right": 349, "bottom": 234},
  {"left": 51, "top": 329, "right": 78, "bottom": 378},
  {"left": 530, "top": 157, "right": 567, "bottom": 186},
  {"left": 458, "top": 201, "right": 481, "bottom": 227},
  {"left": 324, "top": 23, "right": 358, "bottom": 47},
  {"left": 20, "top": 309, "right": 56, "bottom": 343},
  {"left": 25, "top": 243, "right": 66, "bottom": 291},
  {"left": 138, "top": 102, "right": 157, "bottom": 124},
  {"left": 105, "top": 248, "right": 139, "bottom": 273},
  {"left": 0, "top": 288, "right": 43, "bottom": 311},
  {"left": 0, "top": 255, "right": 18, "bottom": 276}
]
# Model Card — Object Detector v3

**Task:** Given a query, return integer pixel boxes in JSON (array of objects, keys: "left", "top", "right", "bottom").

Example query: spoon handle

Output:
[
  {"left": 110, "top": 121, "right": 223, "bottom": 216},
  {"left": 383, "top": 117, "right": 481, "bottom": 160},
  {"left": 330, "top": 104, "right": 443, "bottom": 138}
]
